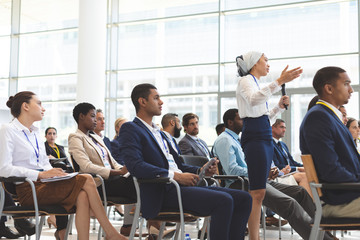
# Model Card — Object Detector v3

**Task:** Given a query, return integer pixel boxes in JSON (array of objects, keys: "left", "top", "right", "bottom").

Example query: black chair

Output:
[
  {"left": 302, "top": 154, "right": 360, "bottom": 240},
  {"left": 0, "top": 177, "right": 74, "bottom": 240}
]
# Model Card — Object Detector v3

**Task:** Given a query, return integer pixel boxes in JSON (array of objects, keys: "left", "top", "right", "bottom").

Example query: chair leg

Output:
[
  {"left": 200, "top": 217, "right": 208, "bottom": 240},
  {"left": 64, "top": 214, "right": 74, "bottom": 240},
  {"left": 174, "top": 223, "right": 181, "bottom": 240},
  {"left": 158, "top": 222, "right": 166, "bottom": 240},
  {"left": 278, "top": 215, "right": 281, "bottom": 239},
  {"left": 262, "top": 206, "right": 266, "bottom": 240}
]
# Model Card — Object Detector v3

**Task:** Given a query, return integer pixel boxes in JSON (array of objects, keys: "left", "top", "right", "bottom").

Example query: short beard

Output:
[{"left": 174, "top": 126, "right": 181, "bottom": 138}]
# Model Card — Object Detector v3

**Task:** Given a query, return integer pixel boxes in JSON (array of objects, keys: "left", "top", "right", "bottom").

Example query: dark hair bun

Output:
[{"left": 6, "top": 96, "right": 14, "bottom": 108}]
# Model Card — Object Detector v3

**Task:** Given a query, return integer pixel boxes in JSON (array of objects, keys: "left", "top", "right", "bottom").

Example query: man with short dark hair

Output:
[
  {"left": 300, "top": 66, "right": 360, "bottom": 218},
  {"left": 118, "top": 83, "right": 252, "bottom": 240},
  {"left": 272, "top": 119, "right": 304, "bottom": 173},
  {"left": 179, "top": 113, "right": 212, "bottom": 158},
  {"left": 161, "top": 113, "right": 182, "bottom": 154}
]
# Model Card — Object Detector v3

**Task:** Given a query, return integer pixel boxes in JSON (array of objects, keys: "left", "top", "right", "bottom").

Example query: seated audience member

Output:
[
  {"left": 179, "top": 113, "right": 213, "bottom": 159},
  {"left": 161, "top": 113, "right": 182, "bottom": 154},
  {"left": 215, "top": 123, "right": 225, "bottom": 136},
  {"left": 213, "top": 108, "right": 334, "bottom": 239},
  {"left": 339, "top": 105, "right": 348, "bottom": 125},
  {"left": 0, "top": 91, "right": 127, "bottom": 240},
  {"left": 117, "top": 83, "right": 252, "bottom": 240},
  {"left": 111, "top": 117, "right": 127, "bottom": 165},
  {"left": 300, "top": 66, "right": 360, "bottom": 218},
  {"left": 346, "top": 117, "right": 360, "bottom": 152},
  {"left": 68, "top": 103, "right": 137, "bottom": 236},
  {"left": 44, "top": 126, "right": 72, "bottom": 233},
  {"left": 94, "top": 109, "right": 112, "bottom": 152},
  {"left": 44, "top": 127, "right": 72, "bottom": 171},
  {"left": 272, "top": 119, "right": 312, "bottom": 196},
  {"left": 0, "top": 191, "right": 35, "bottom": 238}
]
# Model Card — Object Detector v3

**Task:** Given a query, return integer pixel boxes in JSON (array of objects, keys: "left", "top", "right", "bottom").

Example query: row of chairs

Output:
[{"left": 4, "top": 154, "right": 345, "bottom": 240}]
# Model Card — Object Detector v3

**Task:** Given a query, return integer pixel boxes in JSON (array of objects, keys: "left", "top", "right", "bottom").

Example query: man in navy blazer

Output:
[
  {"left": 179, "top": 113, "right": 213, "bottom": 159},
  {"left": 272, "top": 119, "right": 303, "bottom": 173},
  {"left": 118, "top": 83, "right": 252, "bottom": 240},
  {"left": 300, "top": 66, "right": 360, "bottom": 217}
]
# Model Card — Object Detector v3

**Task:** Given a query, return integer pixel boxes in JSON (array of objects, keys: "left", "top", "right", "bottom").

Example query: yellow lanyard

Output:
[
  {"left": 51, "top": 145, "right": 60, "bottom": 158},
  {"left": 316, "top": 101, "right": 343, "bottom": 123}
]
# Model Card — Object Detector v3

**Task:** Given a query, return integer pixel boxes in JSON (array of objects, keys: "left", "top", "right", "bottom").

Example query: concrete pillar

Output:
[{"left": 77, "top": 0, "right": 107, "bottom": 110}]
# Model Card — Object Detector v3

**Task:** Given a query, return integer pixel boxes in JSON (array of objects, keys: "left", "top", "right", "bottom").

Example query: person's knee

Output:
[
  {"left": 76, "top": 190, "right": 89, "bottom": 206},
  {"left": 250, "top": 189, "right": 266, "bottom": 202}
]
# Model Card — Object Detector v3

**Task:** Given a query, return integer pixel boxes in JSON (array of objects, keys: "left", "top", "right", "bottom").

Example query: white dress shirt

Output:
[
  {"left": 163, "top": 131, "right": 179, "bottom": 154},
  {"left": 236, "top": 74, "right": 284, "bottom": 125},
  {"left": 136, "top": 117, "right": 182, "bottom": 179},
  {"left": 0, "top": 118, "right": 52, "bottom": 182}
]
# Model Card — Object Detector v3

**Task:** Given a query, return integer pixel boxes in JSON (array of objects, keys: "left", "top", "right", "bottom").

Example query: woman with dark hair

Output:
[
  {"left": 0, "top": 91, "right": 127, "bottom": 240},
  {"left": 45, "top": 127, "right": 67, "bottom": 159},
  {"left": 68, "top": 103, "right": 138, "bottom": 237},
  {"left": 44, "top": 127, "right": 73, "bottom": 230},
  {"left": 236, "top": 52, "right": 302, "bottom": 240},
  {"left": 346, "top": 117, "right": 360, "bottom": 152}
]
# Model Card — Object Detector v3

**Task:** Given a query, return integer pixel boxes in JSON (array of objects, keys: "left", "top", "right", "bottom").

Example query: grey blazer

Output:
[{"left": 178, "top": 134, "right": 212, "bottom": 158}]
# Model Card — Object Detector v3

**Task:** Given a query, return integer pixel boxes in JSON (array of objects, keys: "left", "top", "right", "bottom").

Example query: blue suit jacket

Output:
[
  {"left": 300, "top": 104, "right": 360, "bottom": 205},
  {"left": 118, "top": 117, "right": 199, "bottom": 218},
  {"left": 273, "top": 140, "right": 303, "bottom": 172}
]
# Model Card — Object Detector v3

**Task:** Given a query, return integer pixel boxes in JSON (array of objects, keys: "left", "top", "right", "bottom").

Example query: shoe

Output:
[
  {"left": 14, "top": 218, "right": 36, "bottom": 236},
  {"left": 120, "top": 225, "right": 148, "bottom": 237},
  {"left": 265, "top": 216, "right": 288, "bottom": 227},
  {"left": 115, "top": 208, "right": 124, "bottom": 217},
  {"left": 165, "top": 222, "right": 176, "bottom": 227},
  {"left": 47, "top": 217, "right": 57, "bottom": 229},
  {"left": 149, "top": 226, "right": 176, "bottom": 239},
  {"left": 0, "top": 226, "right": 22, "bottom": 239}
]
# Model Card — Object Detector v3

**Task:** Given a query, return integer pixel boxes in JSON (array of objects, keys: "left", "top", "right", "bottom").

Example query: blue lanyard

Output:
[
  {"left": 225, "top": 130, "right": 241, "bottom": 147},
  {"left": 22, "top": 130, "right": 39, "bottom": 165},
  {"left": 249, "top": 74, "right": 269, "bottom": 111},
  {"left": 92, "top": 138, "right": 105, "bottom": 160}
]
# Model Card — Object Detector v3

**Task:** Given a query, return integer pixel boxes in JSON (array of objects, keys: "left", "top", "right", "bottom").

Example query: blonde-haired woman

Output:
[
  {"left": 0, "top": 91, "right": 127, "bottom": 240},
  {"left": 111, "top": 117, "right": 127, "bottom": 165}
]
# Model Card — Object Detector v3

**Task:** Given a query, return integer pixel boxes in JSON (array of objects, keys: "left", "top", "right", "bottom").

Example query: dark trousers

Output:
[
  {"left": 97, "top": 175, "right": 136, "bottom": 201},
  {"left": 162, "top": 186, "right": 252, "bottom": 240}
]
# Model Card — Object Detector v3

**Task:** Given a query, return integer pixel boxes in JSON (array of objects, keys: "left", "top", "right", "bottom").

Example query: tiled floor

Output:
[{"left": 4, "top": 212, "right": 360, "bottom": 239}]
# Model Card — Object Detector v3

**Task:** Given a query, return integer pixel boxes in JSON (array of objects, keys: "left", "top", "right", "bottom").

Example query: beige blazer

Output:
[{"left": 68, "top": 129, "right": 122, "bottom": 185}]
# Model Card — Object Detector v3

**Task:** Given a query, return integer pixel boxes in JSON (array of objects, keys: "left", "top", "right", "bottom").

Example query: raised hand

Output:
[{"left": 277, "top": 65, "right": 303, "bottom": 85}]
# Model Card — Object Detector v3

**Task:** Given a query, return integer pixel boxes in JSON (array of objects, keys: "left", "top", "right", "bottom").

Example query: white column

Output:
[{"left": 77, "top": 0, "right": 107, "bottom": 110}]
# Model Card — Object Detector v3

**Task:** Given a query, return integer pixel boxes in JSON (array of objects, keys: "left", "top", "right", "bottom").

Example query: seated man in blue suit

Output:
[
  {"left": 272, "top": 119, "right": 312, "bottom": 196},
  {"left": 272, "top": 119, "right": 304, "bottom": 173},
  {"left": 117, "top": 83, "right": 252, "bottom": 240},
  {"left": 300, "top": 66, "right": 360, "bottom": 218}
]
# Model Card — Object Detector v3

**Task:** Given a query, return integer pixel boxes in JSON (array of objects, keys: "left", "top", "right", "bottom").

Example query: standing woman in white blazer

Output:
[{"left": 236, "top": 52, "right": 302, "bottom": 240}]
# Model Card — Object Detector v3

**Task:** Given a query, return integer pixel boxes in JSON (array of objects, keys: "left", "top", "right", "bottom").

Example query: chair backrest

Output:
[
  {"left": 179, "top": 155, "right": 209, "bottom": 167},
  {"left": 69, "top": 155, "right": 80, "bottom": 172},
  {"left": 301, "top": 154, "right": 322, "bottom": 197}
]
